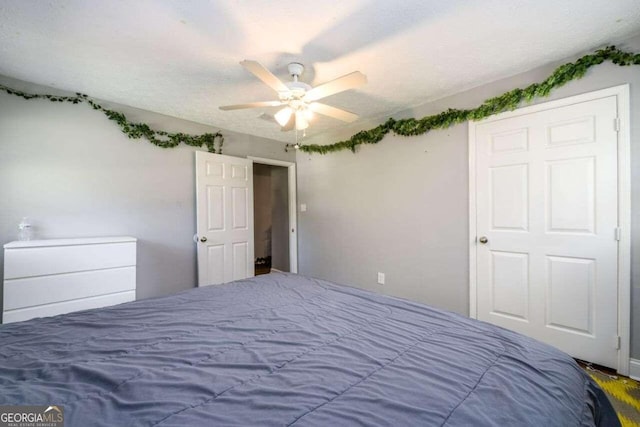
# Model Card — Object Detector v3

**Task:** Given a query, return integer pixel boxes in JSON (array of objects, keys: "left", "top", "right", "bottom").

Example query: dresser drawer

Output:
[
  {"left": 4, "top": 242, "right": 136, "bottom": 279},
  {"left": 3, "top": 291, "right": 135, "bottom": 324},
  {"left": 4, "top": 266, "right": 136, "bottom": 310}
]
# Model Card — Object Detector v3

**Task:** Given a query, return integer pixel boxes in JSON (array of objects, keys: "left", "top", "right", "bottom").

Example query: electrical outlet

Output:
[
  {"left": 300, "top": 203, "right": 307, "bottom": 212},
  {"left": 377, "top": 272, "right": 385, "bottom": 285}
]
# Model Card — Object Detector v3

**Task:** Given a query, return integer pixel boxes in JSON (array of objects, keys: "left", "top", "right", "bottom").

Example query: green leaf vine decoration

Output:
[
  {"left": 292, "top": 45, "right": 640, "bottom": 155},
  {"left": 0, "top": 85, "right": 224, "bottom": 153}
]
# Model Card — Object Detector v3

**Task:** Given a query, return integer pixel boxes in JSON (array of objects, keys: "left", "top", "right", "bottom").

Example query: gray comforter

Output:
[{"left": 0, "top": 273, "right": 618, "bottom": 426}]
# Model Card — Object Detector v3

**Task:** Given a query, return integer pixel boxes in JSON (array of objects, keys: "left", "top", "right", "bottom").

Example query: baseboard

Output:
[
  {"left": 629, "top": 358, "right": 640, "bottom": 380},
  {"left": 270, "top": 268, "right": 283, "bottom": 273}
]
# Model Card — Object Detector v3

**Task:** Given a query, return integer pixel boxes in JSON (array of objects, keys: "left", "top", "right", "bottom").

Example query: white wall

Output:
[
  {"left": 0, "top": 75, "right": 294, "bottom": 320},
  {"left": 297, "top": 35, "right": 640, "bottom": 356}
]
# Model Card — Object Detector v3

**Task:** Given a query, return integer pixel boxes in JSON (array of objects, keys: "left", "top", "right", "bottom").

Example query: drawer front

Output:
[
  {"left": 4, "top": 267, "right": 136, "bottom": 310},
  {"left": 4, "top": 242, "right": 136, "bottom": 279},
  {"left": 3, "top": 290, "right": 135, "bottom": 324}
]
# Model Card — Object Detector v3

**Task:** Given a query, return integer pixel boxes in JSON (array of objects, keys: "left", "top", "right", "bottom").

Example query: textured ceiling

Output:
[{"left": 1, "top": 0, "right": 639, "bottom": 144}]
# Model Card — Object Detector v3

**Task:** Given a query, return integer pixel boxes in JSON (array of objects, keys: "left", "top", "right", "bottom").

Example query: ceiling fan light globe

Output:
[
  {"left": 274, "top": 107, "right": 293, "bottom": 127},
  {"left": 295, "top": 111, "right": 309, "bottom": 130},
  {"left": 304, "top": 109, "right": 313, "bottom": 120}
]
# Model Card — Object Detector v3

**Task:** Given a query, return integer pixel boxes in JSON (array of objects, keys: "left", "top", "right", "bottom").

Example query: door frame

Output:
[
  {"left": 468, "top": 84, "right": 631, "bottom": 374},
  {"left": 247, "top": 156, "right": 298, "bottom": 273}
]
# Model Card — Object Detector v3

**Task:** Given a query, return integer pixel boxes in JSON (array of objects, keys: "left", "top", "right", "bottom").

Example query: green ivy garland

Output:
[
  {"left": 0, "top": 85, "right": 224, "bottom": 154},
  {"left": 292, "top": 45, "right": 640, "bottom": 155}
]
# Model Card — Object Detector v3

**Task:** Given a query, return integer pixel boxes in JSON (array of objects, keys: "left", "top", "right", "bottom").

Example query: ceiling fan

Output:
[{"left": 219, "top": 61, "right": 367, "bottom": 131}]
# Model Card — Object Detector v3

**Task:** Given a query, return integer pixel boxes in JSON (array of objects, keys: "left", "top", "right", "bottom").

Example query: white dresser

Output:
[{"left": 2, "top": 236, "right": 137, "bottom": 324}]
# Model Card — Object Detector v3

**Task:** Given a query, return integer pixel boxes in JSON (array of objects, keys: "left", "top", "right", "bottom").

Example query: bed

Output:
[{"left": 0, "top": 273, "right": 618, "bottom": 426}]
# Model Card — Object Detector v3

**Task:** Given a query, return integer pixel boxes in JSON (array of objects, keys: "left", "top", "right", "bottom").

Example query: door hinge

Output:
[
  {"left": 614, "top": 117, "right": 620, "bottom": 132},
  {"left": 615, "top": 227, "right": 622, "bottom": 241},
  {"left": 615, "top": 335, "right": 621, "bottom": 350}
]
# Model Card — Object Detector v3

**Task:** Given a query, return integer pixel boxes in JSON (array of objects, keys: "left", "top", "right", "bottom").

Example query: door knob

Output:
[
  {"left": 478, "top": 236, "right": 488, "bottom": 244},
  {"left": 200, "top": 236, "right": 207, "bottom": 243}
]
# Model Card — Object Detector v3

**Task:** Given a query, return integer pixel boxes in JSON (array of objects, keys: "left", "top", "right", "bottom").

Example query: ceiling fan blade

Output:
[
  {"left": 240, "top": 60, "right": 290, "bottom": 93},
  {"left": 304, "top": 71, "right": 367, "bottom": 102},
  {"left": 219, "top": 101, "right": 283, "bottom": 110},
  {"left": 309, "top": 102, "right": 359, "bottom": 122}
]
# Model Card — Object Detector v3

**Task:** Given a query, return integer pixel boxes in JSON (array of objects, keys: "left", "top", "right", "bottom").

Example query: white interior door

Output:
[
  {"left": 473, "top": 95, "right": 620, "bottom": 369},
  {"left": 196, "top": 151, "right": 254, "bottom": 286}
]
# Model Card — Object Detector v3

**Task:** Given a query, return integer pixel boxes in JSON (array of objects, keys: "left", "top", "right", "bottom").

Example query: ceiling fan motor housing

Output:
[
  {"left": 281, "top": 81, "right": 312, "bottom": 101},
  {"left": 279, "top": 62, "right": 310, "bottom": 101}
]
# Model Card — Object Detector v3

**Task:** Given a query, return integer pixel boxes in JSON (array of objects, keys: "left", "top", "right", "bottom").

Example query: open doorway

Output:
[
  {"left": 250, "top": 157, "right": 297, "bottom": 275},
  {"left": 253, "top": 163, "right": 288, "bottom": 274}
]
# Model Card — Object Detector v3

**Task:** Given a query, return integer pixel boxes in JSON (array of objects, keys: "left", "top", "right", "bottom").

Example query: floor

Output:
[
  {"left": 580, "top": 361, "right": 640, "bottom": 426},
  {"left": 255, "top": 256, "right": 272, "bottom": 276}
]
